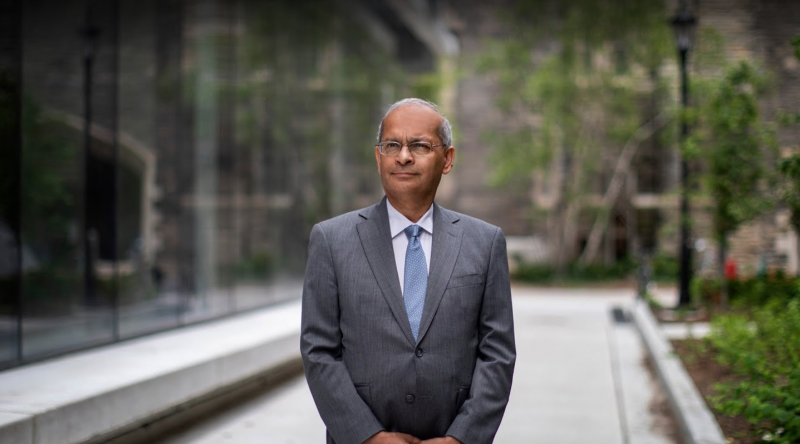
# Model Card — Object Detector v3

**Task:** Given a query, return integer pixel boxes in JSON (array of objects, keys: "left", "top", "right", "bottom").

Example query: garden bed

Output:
[
  {"left": 671, "top": 339, "right": 759, "bottom": 444},
  {"left": 665, "top": 281, "right": 800, "bottom": 444}
]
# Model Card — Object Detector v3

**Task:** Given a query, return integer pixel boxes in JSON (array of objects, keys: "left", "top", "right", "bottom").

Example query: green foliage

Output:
[
  {"left": 692, "top": 274, "right": 800, "bottom": 309},
  {"left": 230, "top": 1, "right": 410, "bottom": 271},
  {"left": 780, "top": 148, "right": 800, "bottom": 242},
  {"left": 778, "top": 37, "right": 800, "bottom": 244},
  {"left": 480, "top": 0, "right": 674, "bottom": 191},
  {"left": 709, "top": 298, "right": 800, "bottom": 444},
  {"left": 691, "top": 277, "right": 722, "bottom": 307},
  {"left": 20, "top": 97, "right": 77, "bottom": 266},
  {"left": 704, "top": 45, "right": 800, "bottom": 428},
  {"left": 410, "top": 71, "right": 443, "bottom": 104},
  {"left": 651, "top": 253, "right": 679, "bottom": 281},
  {"left": 15, "top": 269, "right": 80, "bottom": 313},
  {"left": 691, "top": 62, "right": 776, "bottom": 243},
  {"left": 233, "top": 252, "right": 275, "bottom": 281},
  {"left": 792, "top": 35, "right": 800, "bottom": 61},
  {"left": 728, "top": 273, "right": 800, "bottom": 308},
  {"left": 481, "top": 1, "right": 675, "bottom": 272},
  {"left": 513, "top": 257, "right": 636, "bottom": 283},
  {"left": 236, "top": 0, "right": 405, "bottom": 217}
]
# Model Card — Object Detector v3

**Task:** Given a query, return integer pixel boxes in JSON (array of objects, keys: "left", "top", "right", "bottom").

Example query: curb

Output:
[
  {"left": 0, "top": 300, "right": 302, "bottom": 444},
  {"left": 630, "top": 300, "right": 727, "bottom": 444}
]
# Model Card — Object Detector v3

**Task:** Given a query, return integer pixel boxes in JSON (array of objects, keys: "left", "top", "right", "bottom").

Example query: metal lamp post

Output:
[
  {"left": 671, "top": 1, "right": 697, "bottom": 307},
  {"left": 80, "top": 10, "right": 100, "bottom": 306}
]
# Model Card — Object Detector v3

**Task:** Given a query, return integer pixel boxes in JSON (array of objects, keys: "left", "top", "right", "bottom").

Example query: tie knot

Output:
[{"left": 404, "top": 224, "right": 422, "bottom": 239}]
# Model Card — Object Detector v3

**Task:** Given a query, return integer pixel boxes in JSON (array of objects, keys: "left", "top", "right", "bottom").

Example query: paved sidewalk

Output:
[{"left": 156, "top": 286, "right": 679, "bottom": 444}]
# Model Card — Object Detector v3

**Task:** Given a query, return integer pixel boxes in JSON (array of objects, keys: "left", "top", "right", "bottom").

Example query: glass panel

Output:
[
  {"left": 3, "top": 0, "right": 415, "bottom": 369},
  {"left": 20, "top": 0, "right": 115, "bottom": 359},
  {"left": 116, "top": 0, "right": 182, "bottom": 338},
  {"left": 180, "top": 0, "right": 234, "bottom": 323}
]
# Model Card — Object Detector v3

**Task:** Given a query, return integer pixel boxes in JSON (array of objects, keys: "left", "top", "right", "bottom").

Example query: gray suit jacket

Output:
[{"left": 301, "top": 198, "right": 516, "bottom": 444}]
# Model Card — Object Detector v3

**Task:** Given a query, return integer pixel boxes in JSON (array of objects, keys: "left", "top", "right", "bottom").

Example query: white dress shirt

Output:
[{"left": 387, "top": 199, "right": 433, "bottom": 295}]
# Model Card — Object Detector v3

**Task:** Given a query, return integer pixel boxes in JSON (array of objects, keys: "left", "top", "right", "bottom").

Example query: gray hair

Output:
[{"left": 376, "top": 98, "right": 453, "bottom": 147}]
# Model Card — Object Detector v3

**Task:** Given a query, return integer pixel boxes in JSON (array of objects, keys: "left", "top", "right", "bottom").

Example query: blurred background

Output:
[{"left": 0, "top": 0, "right": 798, "bottom": 374}]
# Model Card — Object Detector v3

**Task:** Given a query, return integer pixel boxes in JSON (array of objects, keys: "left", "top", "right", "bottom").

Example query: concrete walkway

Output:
[{"left": 155, "top": 286, "right": 680, "bottom": 444}]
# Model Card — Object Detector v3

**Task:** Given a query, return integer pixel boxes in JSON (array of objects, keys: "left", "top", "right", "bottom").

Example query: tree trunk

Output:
[
  {"left": 577, "top": 112, "right": 671, "bottom": 266},
  {"left": 718, "top": 234, "right": 729, "bottom": 309},
  {"left": 553, "top": 148, "right": 573, "bottom": 277}
]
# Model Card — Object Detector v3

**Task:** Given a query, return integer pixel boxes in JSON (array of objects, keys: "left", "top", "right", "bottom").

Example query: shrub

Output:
[
  {"left": 691, "top": 274, "right": 800, "bottom": 309},
  {"left": 728, "top": 273, "right": 800, "bottom": 308},
  {"left": 651, "top": 254, "right": 678, "bottom": 281},
  {"left": 709, "top": 298, "right": 800, "bottom": 444},
  {"left": 512, "top": 257, "right": 635, "bottom": 283},
  {"left": 512, "top": 263, "right": 556, "bottom": 282},
  {"left": 691, "top": 277, "right": 722, "bottom": 307}
]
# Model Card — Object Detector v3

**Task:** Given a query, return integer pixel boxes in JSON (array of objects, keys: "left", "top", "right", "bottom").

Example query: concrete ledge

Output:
[
  {"left": 0, "top": 300, "right": 302, "bottom": 444},
  {"left": 631, "top": 300, "right": 726, "bottom": 444}
]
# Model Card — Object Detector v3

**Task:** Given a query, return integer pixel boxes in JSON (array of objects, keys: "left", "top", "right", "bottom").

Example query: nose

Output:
[{"left": 395, "top": 145, "right": 414, "bottom": 165}]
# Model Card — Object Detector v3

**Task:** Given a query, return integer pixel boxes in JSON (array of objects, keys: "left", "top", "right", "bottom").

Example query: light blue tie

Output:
[{"left": 404, "top": 224, "right": 428, "bottom": 342}]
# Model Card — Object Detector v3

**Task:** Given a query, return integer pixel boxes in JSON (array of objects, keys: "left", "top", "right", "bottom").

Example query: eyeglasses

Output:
[{"left": 377, "top": 141, "right": 444, "bottom": 156}]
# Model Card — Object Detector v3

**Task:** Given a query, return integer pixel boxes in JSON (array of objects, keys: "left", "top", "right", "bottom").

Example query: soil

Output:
[{"left": 671, "top": 339, "right": 762, "bottom": 444}]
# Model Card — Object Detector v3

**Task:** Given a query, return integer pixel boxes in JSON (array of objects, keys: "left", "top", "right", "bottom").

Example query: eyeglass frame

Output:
[{"left": 376, "top": 140, "right": 446, "bottom": 156}]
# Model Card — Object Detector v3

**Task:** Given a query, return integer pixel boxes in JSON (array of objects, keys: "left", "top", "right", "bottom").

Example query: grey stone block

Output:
[
  {"left": 0, "top": 300, "right": 302, "bottom": 444},
  {"left": 631, "top": 300, "right": 726, "bottom": 444}
]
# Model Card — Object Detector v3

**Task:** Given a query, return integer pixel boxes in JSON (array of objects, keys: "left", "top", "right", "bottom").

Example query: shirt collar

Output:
[{"left": 386, "top": 198, "right": 434, "bottom": 238}]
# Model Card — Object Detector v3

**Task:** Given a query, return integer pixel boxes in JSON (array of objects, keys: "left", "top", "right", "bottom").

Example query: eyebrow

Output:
[{"left": 381, "top": 136, "right": 431, "bottom": 143}]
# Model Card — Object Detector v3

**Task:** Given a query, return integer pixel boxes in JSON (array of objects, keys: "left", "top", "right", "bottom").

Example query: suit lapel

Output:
[
  {"left": 417, "top": 203, "right": 462, "bottom": 343},
  {"left": 356, "top": 198, "right": 416, "bottom": 345}
]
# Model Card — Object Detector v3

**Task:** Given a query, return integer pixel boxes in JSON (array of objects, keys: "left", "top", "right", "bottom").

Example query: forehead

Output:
[{"left": 381, "top": 105, "right": 441, "bottom": 139}]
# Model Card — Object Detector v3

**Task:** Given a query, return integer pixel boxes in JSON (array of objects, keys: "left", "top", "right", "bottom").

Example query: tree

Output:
[
  {"left": 693, "top": 61, "right": 776, "bottom": 304},
  {"left": 777, "top": 36, "right": 800, "bottom": 275},
  {"left": 780, "top": 156, "right": 800, "bottom": 275},
  {"left": 480, "top": 0, "right": 674, "bottom": 272}
]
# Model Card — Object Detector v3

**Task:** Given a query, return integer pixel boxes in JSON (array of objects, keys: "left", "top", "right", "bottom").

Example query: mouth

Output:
[{"left": 391, "top": 171, "right": 418, "bottom": 177}]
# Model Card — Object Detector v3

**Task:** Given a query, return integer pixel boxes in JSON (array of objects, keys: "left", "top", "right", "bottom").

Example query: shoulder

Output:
[
  {"left": 438, "top": 205, "right": 502, "bottom": 238},
  {"left": 312, "top": 203, "right": 377, "bottom": 239},
  {"left": 316, "top": 209, "right": 363, "bottom": 230}
]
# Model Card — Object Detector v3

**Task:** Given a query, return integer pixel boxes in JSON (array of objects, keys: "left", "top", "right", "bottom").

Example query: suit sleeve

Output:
[
  {"left": 446, "top": 227, "right": 516, "bottom": 444},
  {"left": 301, "top": 224, "right": 385, "bottom": 444}
]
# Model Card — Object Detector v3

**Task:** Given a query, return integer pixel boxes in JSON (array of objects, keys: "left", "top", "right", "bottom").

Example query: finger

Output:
[{"left": 396, "top": 433, "right": 421, "bottom": 444}]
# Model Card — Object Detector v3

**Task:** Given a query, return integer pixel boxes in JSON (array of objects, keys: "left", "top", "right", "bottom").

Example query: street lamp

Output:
[{"left": 671, "top": 1, "right": 697, "bottom": 307}]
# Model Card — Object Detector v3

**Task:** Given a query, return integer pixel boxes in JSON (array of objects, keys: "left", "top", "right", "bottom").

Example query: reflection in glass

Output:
[
  {"left": 19, "top": 0, "right": 119, "bottom": 359},
  {"left": 2, "top": 0, "right": 413, "bottom": 368},
  {"left": 116, "top": 0, "right": 182, "bottom": 338}
]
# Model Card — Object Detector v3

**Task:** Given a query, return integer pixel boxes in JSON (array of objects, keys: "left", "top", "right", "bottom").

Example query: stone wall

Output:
[{"left": 683, "top": 0, "right": 800, "bottom": 276}]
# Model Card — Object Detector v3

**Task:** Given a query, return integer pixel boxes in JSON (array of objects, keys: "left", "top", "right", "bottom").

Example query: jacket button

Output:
[
  {"left": 415, "top": 348, "right": 423, "bottom": 358},
  {"left": 405, "top": 394, "right": 415, "bottom": 404}
]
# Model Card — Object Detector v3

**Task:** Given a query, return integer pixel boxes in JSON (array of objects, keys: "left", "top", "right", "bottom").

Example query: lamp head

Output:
[{"left": 671, "top": 1, "right": 697, "bottom": 52}]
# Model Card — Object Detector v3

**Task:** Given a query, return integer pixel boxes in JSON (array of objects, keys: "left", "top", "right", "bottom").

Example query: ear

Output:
[
  {"left": 375, "top": 145, "right": 382, "bottom": 174},
  {"left": 442, "top": 146, "right": 455, "bottom": 175}
]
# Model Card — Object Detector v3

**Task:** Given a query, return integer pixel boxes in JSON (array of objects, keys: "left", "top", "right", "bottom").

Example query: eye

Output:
[
  {"left": 410, "top": 142, "right": 430, "bottom": 150},
  {"left": 384, "top": 142, "right": 401, "bottom": 149}
]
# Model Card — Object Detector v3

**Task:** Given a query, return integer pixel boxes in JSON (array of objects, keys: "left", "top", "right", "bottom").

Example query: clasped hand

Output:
[{"left": 363, "top": 431, "right": 462, "bottom": 444}]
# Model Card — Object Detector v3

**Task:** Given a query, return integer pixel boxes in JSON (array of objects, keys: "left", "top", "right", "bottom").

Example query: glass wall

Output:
[{"left": 0, "top": 0, "right": 421, "bottom": 369}]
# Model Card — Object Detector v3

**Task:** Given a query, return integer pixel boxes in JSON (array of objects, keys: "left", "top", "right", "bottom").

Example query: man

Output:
[{"left": 301, "top": 98, "right": 516, "bottom": 444}]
